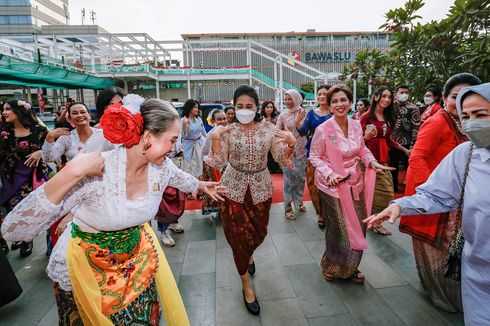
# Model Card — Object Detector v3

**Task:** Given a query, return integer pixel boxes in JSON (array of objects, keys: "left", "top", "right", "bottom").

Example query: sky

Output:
[{"left": 68, "top": 0, "right": 455, "bottom": 40}]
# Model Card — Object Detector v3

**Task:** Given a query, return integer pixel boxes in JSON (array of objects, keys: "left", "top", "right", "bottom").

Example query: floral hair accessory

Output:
[
  {"left": 17, "top": 100, "right": 32, "bottom": 110},
  {"left": 122, "top": 94, "right": 145, "bottom": 114},
  {"left": 100, "top": 102, "right": 144, "bottom": 147}
]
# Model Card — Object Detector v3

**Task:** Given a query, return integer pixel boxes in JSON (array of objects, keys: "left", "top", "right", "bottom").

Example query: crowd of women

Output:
[{"left": 0, "top": 73, "right": 489, "bottom": 325}]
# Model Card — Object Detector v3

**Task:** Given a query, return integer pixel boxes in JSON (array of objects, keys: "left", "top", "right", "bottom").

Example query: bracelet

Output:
[{"left": 288, "top": 143, "right": 295, "bottom": 148}]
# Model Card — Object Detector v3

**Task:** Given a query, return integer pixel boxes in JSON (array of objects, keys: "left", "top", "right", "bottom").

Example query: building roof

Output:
[{"left": 181, "top": 31, "right": 390, "bottom": 38}]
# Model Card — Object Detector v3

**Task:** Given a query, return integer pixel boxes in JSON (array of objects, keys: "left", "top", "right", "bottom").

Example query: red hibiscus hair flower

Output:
[{"left": 100, "top": 103, "right": 144, "bottom": 147}]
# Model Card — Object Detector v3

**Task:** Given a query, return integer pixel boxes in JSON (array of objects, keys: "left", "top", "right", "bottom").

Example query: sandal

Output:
[
  {"left": 351, "top": 270, "right": 365, "bottom": 284},
  {"left": 323, "top": 272, "right": 334, "bottom": 282},
  {"left": 285, "top": 208, "right": 296, "bottom": 221},
  {"left": 372, "top": 225, "right": 392, "bottom": 236},
  {"left": 298, "top": 203, "right": 306, "bottom": 212}
]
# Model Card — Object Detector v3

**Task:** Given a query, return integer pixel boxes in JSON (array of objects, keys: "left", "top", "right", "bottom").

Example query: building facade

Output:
[
  {"left": 181, "top": 31, "right": 391, "bottom": 102},
  {"left": 0, "top": 0, "right": 69, "bottom": 35}
]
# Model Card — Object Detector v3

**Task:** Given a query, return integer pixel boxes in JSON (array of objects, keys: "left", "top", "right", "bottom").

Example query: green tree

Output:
[
  {"left": 343, "top": 0, "right": 490, "bottom": 98},
  {"left": 300, "top": 82, "right": 315, "bottom": 94}
]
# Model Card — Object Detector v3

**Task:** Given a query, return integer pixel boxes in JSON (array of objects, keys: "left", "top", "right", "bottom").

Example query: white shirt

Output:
[
  {"left": 2, "top": 146, "right": 199, "bottom": 291},
  {"left": 42, "top": 127, "right": 113, "bottom": 163}
]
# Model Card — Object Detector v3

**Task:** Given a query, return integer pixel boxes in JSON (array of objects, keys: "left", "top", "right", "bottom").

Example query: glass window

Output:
[
  {"left": 0, "top": 15, "right": 32, "bottom": 24},
  {"left": 0, "top": 0, "right": 30, "bottom": 6}
]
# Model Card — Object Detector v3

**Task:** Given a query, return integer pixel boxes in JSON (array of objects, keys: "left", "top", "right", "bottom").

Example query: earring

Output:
[{"left": 143, "top": 143, "right": 152, "bottom": 155}]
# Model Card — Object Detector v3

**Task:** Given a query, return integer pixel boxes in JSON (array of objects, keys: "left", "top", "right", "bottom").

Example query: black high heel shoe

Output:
[
  {"left": 248, "top": 261, "right": 256, "bottom": 276},
  {"left": 20, "top": 241, "right": 33, "bottom": 257},
  {"left": 242, "top": 290, "right": 260, "bottom": 315}
]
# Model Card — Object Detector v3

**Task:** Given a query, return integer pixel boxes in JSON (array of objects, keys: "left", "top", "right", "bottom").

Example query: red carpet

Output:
[
  {"left": 185, "top": 173, "right": 310, "bottom": 211},
  {"left": 185, "top": 173, "right": 404, "bottom": 211}
]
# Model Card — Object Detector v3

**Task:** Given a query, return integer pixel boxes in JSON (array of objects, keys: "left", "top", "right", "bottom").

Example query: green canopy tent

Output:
[{"left": 0, "top": 54, "right": 114, "bottom": 90}]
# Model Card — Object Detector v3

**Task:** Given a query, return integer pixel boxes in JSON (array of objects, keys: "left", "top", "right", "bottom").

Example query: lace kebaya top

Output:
[
  {"left": 206, "top": 121, "right": 292, "bottom": 205},
  {"left": 1, "top": 146, "right": 199, "bottom": 291},
  {"left": 42, "top": 127, "right": 113, "bottom": 162}
]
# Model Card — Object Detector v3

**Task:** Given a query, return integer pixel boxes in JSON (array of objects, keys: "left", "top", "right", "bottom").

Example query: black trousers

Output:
[{"left": 389, "top": 148, "right": 408, "bottom": 191}]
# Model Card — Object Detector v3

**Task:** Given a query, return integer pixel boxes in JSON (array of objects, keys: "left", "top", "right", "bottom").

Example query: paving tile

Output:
[
  {"left": 189, "top": 215, "right": 217, "bottom": 241},
  {"left": 252, "top": 254, "right": 296, "bottom": 301},
  {"left": 215, "top": 220, "right": 229, "bottom": 249},
  {"left": 0, "top": 276, "right": 55, "bottom": 325},
  {"left": 260, "top": 298, "right": 308, "bottom": 326},
  {"left": 378, "top": 285, "right": 456, "bottom": 325},
  {"left": 285, "top": 263, "right": 347, "bottom": 318},
  {"left": 304, "top": 240, "right": 324, "bottom": 265},
  {"left": 169, "top": 262, "right": 183, "bottom": 285},
  {"left": 291, "top": 217, "right": 325, "bottom": 242},
  {"left": 366, "top": 232, "right": 423, "bottom": 291},
  {"left": 307, "top": 314, "right": 356, "bottom": 326},
  {"left": 7, "top": 254, "right": 49, "bottom": 297},
  {"left": 178, "top": 273, "right": 216, "bottom": 326},
  {"left": 254, "top": 236, "right": 278, "bottom": 258},
  {"left": 181, "top": 240, "right": 216, "bottom": 276},
  {"left": 329, "top": 280, "right": 404, "bottom": 325},
  {"left": 359, "top": 251, "right": 408, "bottom": 289},
  {"left": 216, "top": 287, "right": 262, "bottom": 326},
  {"left": 161, "top": 229, "right": 191, "bottom": 264},
  {"left": 378, "top": 220, "right": 414, "bottom": 257},
  {"left": 216, "top": 247, "right": 242, "bottom": 289},
  {"left": 37, "top": 303, "right": 58, "bottom": 326},
  {"left": 271, "top": 233, "right": 315, "bottom": 266},
  {"left": 267, "top": 206, "right": 295, "bottom": 235}
]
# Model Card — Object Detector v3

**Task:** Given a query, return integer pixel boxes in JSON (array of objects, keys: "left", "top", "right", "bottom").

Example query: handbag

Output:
[
  {"left": 154, "top": 187, "right": 186, "bottom": 225},
  {"left": 445, "top": 144, "right": 474, "bottom": 281}
]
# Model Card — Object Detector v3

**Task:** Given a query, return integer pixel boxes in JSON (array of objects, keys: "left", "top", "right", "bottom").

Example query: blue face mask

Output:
[{"left": 462, "top": 119, "right": 490, "bottom": 148}]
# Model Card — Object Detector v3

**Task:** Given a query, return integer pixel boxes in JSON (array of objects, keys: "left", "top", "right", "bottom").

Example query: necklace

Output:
[{"left": 444, "top": 109, "right": 463, "bottom": 134}]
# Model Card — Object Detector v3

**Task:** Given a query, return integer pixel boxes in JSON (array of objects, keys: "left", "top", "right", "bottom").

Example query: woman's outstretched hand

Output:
[
  {"left": 370, "top": 160, "right": 396, "bottom": 174},
  {"left": 363, "top": 203, "right": 401, "bottom": 229},
  {"left": 198, "top": 181, "right": 227, "bottom": 202}
]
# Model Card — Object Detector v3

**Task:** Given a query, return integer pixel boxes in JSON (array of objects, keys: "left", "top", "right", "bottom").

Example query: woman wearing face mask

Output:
[
  {"left": 296, "top": 85, "right": 333, "bottom": 228},
  {"left": 420, "top": 87, "right": 443, "bottom": 122},
  {"left": 276, "top": 89, "right": 308, "bottom": 220},
  {"left": 398, "top": 73, "right": 481, "bottom": 312},
  {"left": 42, "top": 101, "right": 114, "bottom": 255},
  {"left": 207, "top": 85, "right": 295, "bottom": 315},
  {"left": 2, "top": 99, "right": 224, "bottom": 325},
  {"left": 361, "top": 87, "right": 410, "bottom": 235},
  {"left": 0, "top": 100, "right": 49, "bottom": 257},
  {"left": 364, "top": 82, "right": 490, "bottom": 326}
]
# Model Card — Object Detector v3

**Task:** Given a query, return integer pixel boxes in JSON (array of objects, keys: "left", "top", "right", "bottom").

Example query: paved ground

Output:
[{"left": 0, "top": 202, "right": 464, "bottom": 325}]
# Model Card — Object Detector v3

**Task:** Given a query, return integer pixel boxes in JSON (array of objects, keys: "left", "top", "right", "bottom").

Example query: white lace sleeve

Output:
[
  {"left": 1, "top": 178, "right": 91, "bottom": 242},
  {"left": 166, "top": 159, "right": 199, "bottom": 193},
  {"left": 42, "top": 135, "right": 70, "bottom": 163}
]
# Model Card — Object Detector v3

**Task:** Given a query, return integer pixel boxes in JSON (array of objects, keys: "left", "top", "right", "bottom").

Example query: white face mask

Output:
[
  {"left": 462, "top": 119, "right": 490, "bottom": 148},
  {"left": 235, "top": 109, "right": 256, "bottom": 124},
  {"left": 397, "top": 93, "right": 409, "bottom": 102},
  {"left": 424, "top": 97, "right": 435, "bottom": 105}
]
